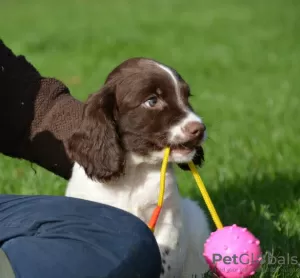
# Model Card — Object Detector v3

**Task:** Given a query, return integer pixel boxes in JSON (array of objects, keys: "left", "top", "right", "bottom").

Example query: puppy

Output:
[{"left": 65, "top": 58, "right": 211, "bottom": 277}]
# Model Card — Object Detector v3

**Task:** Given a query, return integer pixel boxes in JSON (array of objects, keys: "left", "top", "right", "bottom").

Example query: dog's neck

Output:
[{"left": 67, "top": 153, "right": 182, "bottom": 223}]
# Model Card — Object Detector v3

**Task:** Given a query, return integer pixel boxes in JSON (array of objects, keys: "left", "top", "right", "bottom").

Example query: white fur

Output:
[
  {"left": 156, "top": 62, "right": 207, "bottom": 145},
  {"left": 169, "top": 111, "right": 205, "bottom": 144},
  {"left": 66, "top": 155, "right": 210, "bottom": 277},
  {"left": 157, "top": 63, "right": 182, "bottom": 106}
]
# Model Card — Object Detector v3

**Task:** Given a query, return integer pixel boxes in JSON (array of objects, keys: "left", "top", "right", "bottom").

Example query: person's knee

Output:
[
  {"left": 0, "top": 195, "right": 162, "bottom": 278},
  {"left": 2, "top": 221, "right": 162, "bottom": 278}
]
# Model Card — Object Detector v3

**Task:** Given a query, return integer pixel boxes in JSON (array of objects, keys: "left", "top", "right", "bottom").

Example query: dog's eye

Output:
[{"left": 144, "top": 96, "right": 158, "bottom": 108}]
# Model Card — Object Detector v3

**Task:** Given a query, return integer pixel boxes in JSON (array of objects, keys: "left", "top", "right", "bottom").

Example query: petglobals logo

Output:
[
  {"left": 212, "top": 252, "right": 261, "bottom": 265},
  {"left": 207, "top": 251, "right": 299, "bottom": 275},
  {"left": 260, "top": 251, "right": 298, "bottom": 266},
  {"left": 206, "top": 252, "right": 262, "bottom": 275}
]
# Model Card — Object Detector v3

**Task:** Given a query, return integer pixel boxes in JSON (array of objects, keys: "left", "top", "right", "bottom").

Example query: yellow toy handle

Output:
[
  {"left": 148, "top": 147, "right": 223, "bottom": 232},
  {"left": 187, "top": 162, "right": 223, "bottom": 229},
  {"left": 148, "top": 147, "right": 170, "bottom": 232}
]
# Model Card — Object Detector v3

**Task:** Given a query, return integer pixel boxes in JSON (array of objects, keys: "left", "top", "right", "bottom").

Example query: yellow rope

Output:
[
  {"left": 188, "top": 162, "right": 223, "bottom": 229},
  {"left": 148, "top": 147, "right": 223, "bottom": 232},
  {"left": 158, "top": 147, "right": 170, "bottom": 206},
  {"left": 148, "top": 147, "right": 170, "bottom": 232}
]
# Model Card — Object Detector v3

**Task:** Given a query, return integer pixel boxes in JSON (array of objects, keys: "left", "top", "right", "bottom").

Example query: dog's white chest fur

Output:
[{"left": 66, "top": 162, "right": 210, "bottom": 277}]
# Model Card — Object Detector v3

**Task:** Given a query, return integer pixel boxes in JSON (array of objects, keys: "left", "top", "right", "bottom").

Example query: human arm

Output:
[{"left": 0, "top": 40, "right": 84, "bottom": 179}]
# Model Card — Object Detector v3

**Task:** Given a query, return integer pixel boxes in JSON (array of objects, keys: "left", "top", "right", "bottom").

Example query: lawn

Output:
[{"left": 1, "top": 0, "right": 300, "bottom": 277}]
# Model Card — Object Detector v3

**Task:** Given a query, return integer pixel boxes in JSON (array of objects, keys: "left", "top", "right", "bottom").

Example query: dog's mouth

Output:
[{"left": 169, "top": 140, "right": 199, "bottom": 155}]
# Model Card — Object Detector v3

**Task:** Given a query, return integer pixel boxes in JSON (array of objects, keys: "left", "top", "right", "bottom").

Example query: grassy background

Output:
[{"left": 1, "top": 0, "right": 300, "bottom": 277}]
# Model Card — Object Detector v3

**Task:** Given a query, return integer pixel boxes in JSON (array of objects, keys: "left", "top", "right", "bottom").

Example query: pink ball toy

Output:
[{"left": 203, "top": 224, "right": 262, "bottom": 278}]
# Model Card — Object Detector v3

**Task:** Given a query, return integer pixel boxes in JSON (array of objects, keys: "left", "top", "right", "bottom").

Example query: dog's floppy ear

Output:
[
  {"left": 177, "top": 146, "right": 204, "bottom": 171},
  {"left": 67, "top": 85, "right": 125, "bottom": 182}
]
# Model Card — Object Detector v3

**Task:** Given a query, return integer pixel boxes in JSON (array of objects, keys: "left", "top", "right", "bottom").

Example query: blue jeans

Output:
[{"left": 0, "top": 195, "right": 161, "bottom": 278}]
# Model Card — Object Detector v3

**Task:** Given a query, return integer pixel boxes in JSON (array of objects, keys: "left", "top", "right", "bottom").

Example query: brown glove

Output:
[{"left": 0, "top": 40, "right": 84, "bottom": 179}]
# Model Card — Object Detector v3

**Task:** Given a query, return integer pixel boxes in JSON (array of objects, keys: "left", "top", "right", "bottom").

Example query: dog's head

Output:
[{"left": 67, "top": 58, "right": 206, "bottom": 181}]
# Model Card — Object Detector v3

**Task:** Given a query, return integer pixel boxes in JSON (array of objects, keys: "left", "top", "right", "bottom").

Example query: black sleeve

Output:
[{"left": 0, "top": 40, "right": 84, "bottom": 180}]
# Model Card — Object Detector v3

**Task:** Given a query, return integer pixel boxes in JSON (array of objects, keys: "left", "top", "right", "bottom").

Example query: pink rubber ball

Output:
[{"left": 203, "top": 224, "right": 262, "bottom": 278}]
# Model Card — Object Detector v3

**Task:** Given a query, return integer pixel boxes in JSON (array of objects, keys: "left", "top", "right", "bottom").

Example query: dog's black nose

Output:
[{"left": 182, "top": 122, "right": 206, "bottom": 139}]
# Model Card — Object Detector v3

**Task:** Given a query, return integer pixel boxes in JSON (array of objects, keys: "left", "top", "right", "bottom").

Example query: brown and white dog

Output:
[{"left": 65, "top": 58, "right": 211, "bottom": 277}]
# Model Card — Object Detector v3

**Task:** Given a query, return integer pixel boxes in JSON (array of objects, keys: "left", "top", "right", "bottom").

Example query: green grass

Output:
[{"left": 1, "top": 0, "right": 300, "bottom": 277}]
